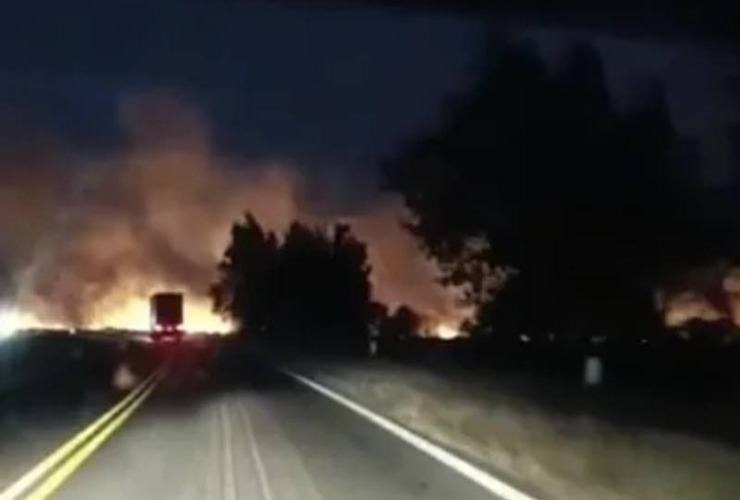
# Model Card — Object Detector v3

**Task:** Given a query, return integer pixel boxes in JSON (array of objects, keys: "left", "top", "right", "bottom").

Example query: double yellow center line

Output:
[{"left": 0, "top": 369, "right": 164, "bottom": 500}]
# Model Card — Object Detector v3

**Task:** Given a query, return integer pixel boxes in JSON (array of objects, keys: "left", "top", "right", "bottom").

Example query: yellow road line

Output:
[
  {"left": 22, "top": 375, "right": 161, "bottom": 500},
  {"left": 0, "top": 370, "right": 162, "bottom": 500}
]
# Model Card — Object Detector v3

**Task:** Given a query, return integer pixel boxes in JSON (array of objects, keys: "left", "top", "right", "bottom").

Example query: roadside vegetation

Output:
[{"left": 211, "top": 32, "right": 740, "bottom": 500}]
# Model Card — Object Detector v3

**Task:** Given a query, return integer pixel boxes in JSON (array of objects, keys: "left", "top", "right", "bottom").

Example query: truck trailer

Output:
[{"left": 150, "top": 292, "right": 183, "bottom": 342}]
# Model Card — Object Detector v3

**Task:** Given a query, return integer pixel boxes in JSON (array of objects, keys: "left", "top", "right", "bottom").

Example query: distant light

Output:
[
  {"left": 0, "top": 307, "right": 21, "bottom": 339},
  {"left": 547, "top": 332, "right": 555, "bottom": 342},
  {"left": 434, "top": 324, "right": 460, "bottom": 340},
  {"left": 519, "top": 334, "right": 531, "bottom": 343}
]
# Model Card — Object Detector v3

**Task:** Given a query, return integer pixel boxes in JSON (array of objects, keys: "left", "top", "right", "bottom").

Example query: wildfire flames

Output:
[
  {"left": 1, "top": 93, "right": 728, "bottom": 340},
  {"left": 0, "top": 93, "right": 464, "bottom": 336},
  {"left": 1, "top": 297, "right": 231, "bottom": 334},
  {"left": 1, "top": 94, "right": 730, "bottom": 339},
  {"left": 433, "top": 323, "right": 462, "bottom": 340},
  {"left": 86, "top": 296, "right": 232, "bottom": 333},
  {"left": 657, "top": 263, "right": 740, "bottom": 331}
]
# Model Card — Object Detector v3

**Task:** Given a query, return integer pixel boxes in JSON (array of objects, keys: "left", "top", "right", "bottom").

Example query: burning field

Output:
[
  {"left": 657, "top": 263, "right": 740, "bottom": 331},
  {"left": 0, "top": 93, "right": 463, "bottom": 334},
  {"left": 4, "top": 92, "right": 730, "bottom": 338}
]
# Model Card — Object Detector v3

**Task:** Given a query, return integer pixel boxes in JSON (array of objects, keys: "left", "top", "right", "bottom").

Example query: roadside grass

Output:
[{"left": 296, "top": 360, "right": 740, "bottom": 500}]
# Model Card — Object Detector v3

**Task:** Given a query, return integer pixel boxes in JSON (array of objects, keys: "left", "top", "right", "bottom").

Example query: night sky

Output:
[{"left": 0, "top": 0, "right": 738, "bottom": 193}]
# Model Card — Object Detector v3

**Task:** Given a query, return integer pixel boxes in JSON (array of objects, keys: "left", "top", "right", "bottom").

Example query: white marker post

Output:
[
  {"left": 584, "top": 356, "right": 603, "bottom": 387},
  {"left": 368, "top": 325, "right": 379, "bottom": 357}
]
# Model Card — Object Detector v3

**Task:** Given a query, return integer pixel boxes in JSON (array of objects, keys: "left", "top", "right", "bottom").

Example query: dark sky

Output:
[
  {"left": 0, "top": 0, "right": 738, "bottom": 192},
  {"left": 519, "top": 26, "right": 740, "bottom": 186},
  {"left": 0, "top": 2, "right": 479, "bottom": 174}
]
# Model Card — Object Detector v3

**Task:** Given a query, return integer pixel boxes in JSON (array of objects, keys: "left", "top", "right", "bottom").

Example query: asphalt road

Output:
[
  {"left": 0, "top": 337, "right": 118, "bottom": 491},
  {"left": 1, "top": 349, "right": 501, "bottom": 500}
]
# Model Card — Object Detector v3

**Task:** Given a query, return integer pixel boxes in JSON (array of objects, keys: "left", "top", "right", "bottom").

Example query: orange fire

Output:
[
  {"left": 433, "top": 323, "right": 462, "bottom": 340},
  {"left": 2, "top": 95, "right": 469, "bottom": 336},
  {"left": 7, "top": 296, "right": 233, "bottom": 334},
  {"left": 88, "top": 295, "right": 233, "bottom": 333}
]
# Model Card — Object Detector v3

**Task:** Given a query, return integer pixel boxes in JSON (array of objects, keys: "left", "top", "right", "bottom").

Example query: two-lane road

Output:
[{"left": 47, "top": 365, "right": 499, "bottom": 500}]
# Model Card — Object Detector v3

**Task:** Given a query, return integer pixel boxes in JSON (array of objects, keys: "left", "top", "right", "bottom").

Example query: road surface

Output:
[
  {"left": 0, "top": 351, "right": 504, "bottom": 500},
  {"left": 0, "top": 336, "right": 118, "bottom": 491}
]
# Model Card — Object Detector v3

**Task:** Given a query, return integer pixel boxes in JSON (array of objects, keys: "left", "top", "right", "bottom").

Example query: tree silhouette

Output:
[
  {"left": 377, "top": 304, "right": 421, "bottom": 356},
  {"left": 383, "top": 38, "right": 704, "bottom": 341},
  {"left": 211, "top": 213, "right": 279, "bottom": 336},
  {"left": 385, "top": 305, "right": 421, "bottom": 340},
  {"left": 212, "top": 214, "right": 373, "bottom": 354}
]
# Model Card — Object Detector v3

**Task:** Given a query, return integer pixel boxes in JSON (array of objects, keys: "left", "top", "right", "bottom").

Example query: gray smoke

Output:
[{"left": 0, "top": 93, "right": 462, "bottom": 329}]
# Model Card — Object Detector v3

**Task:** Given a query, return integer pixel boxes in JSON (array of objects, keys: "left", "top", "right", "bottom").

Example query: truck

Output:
[{"left": 150, "top": 292, "right": 183, "bottom": 342}]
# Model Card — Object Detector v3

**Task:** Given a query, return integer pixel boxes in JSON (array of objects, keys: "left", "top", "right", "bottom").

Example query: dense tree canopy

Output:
[
  {"left": 211, "top": 214, "right": 373, "bottom": 354},
  {"left": 383, "top": 39, "right": 712, "bottom": 341}
]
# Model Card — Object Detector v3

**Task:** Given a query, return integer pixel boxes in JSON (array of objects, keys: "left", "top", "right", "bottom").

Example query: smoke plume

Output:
[
  {"left": 657, "top": 262, "right": 740, "bottom": 331},
  {"left": 0, "top": 93, "right": 461, "bottom": 331}
]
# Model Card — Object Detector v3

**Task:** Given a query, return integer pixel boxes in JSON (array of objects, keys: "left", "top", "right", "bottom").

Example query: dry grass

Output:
[{"left": 295, "top": 360, "right": 740, "bottom": 500}]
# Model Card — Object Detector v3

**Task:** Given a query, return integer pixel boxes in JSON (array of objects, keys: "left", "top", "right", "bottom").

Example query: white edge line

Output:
[{"left": 282, "top": 368, "right": 542, "bottom": 500}]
